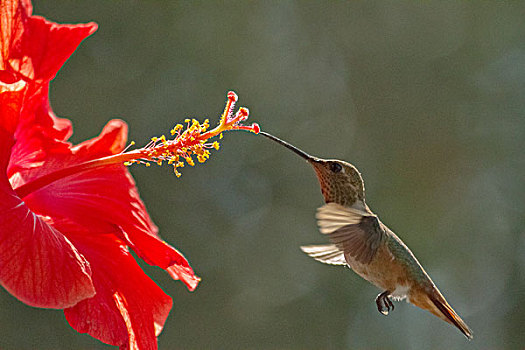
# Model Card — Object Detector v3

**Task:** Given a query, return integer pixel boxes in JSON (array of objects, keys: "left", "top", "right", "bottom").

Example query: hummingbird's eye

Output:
[{"left": 329, "top": 162, "right": 343, "bottom": 173}]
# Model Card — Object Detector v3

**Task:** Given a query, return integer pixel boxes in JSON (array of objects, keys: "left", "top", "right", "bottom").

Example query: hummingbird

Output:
[{"left": 259, "top": 131, "right": 473, "bottom": 339}]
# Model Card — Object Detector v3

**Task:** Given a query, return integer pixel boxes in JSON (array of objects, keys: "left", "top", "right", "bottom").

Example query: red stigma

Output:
[
  {"left": 227, "top": 91, "right": 238, "bottom": 102},
  {"left": 238, "top": 107, "right": 249, "bottom": 118}
]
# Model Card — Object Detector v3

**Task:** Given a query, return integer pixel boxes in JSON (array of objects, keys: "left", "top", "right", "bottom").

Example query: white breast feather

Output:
[{"left": 391, "top": 285, "right": 410, "bottom": 301}]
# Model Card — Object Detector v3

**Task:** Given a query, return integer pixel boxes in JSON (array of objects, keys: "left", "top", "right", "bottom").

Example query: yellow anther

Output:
[{"left": 127, "top": 92, "right": 257, "bottom": 177}]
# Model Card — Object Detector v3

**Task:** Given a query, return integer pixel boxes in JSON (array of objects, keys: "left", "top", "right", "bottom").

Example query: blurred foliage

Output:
[{"left": 1, "top": 1, "right": 524, "bottom": 349}]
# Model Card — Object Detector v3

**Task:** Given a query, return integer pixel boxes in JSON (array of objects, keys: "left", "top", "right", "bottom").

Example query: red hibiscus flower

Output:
[{"left": 0, "top": 1, "right": 252, "bottom": 349}]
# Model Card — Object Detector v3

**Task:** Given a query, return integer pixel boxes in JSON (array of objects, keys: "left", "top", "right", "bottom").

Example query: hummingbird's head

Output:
[
  {"left": 308, "top": 158, "right": 365, "bottom": 206},
  {"left": 259, "top": 131, "right": 365, "bottom": 207}
]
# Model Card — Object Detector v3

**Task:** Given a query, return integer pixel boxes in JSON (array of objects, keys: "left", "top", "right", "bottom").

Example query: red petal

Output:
[
  {"left": 0, "top": 80, "right": 26, "bottom": 134},
  {"left": 167, "top": 264, "right": 200, "bottom": 292},
  {"left": 0, "top": 203, "right": 96, "bottom": 308},
  {"left": 1, "top": 0, "right": 97, "bottom": 84},
  {"left": 63, "top": 231, "right": 172, "bottom": 349},
  {"left": 7, "top": 86, "right": 75, "bottom": 178},
  {"left": 20, "top": 85, "right": 74, "bottom": 143},
  {"left": 0, "top": 131, "right": 95, "bottom": 308},
  {"left": 21, "top": 15, "right": 97, "bottom": 84},
  {"left": 0, "top": 0, "right": 26, "bottom": 79},
  {"left": 14, "top": 120, "right": 200, "bottom": 290},
  {"left": 1, "top": 0, "right": 96, "bottom": 144}
]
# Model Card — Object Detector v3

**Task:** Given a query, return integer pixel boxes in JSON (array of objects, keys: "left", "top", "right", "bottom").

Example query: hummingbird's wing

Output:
[
  {"left": 315, "top": 203, "right": 385, "bottom": 264},
  {"left": 300, "top": 244, "right": 347, "bottom": 265}
]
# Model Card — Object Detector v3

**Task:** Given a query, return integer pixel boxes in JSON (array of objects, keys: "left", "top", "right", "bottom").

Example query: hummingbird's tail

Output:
[{"left": 410, "top": 287, "right": 473, "bottom": 340}]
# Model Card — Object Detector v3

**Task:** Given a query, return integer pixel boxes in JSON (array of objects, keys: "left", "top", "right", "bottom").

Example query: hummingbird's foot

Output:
[{"left": 375, "top": 290, "right": 394, "bottom": 316}]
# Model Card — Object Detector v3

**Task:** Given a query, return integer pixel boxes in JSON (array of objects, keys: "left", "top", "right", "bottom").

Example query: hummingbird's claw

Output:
[{"left": 376, "top": 291, "right": 394, "bottom": 316}]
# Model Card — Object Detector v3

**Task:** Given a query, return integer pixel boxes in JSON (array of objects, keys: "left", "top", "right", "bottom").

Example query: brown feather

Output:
[{"left": 327, "top": 215, "right": 384, "bottom": 264}]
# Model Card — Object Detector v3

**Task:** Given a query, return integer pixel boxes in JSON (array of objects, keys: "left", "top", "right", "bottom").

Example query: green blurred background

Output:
[{"left": 1, "top": 1, "right": 524, "bottom": 349}]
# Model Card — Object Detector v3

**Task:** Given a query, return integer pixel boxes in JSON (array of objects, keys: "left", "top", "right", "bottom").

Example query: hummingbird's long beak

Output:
[{"left": 258, "top": 131, "right": 318, "bottom": 162}]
